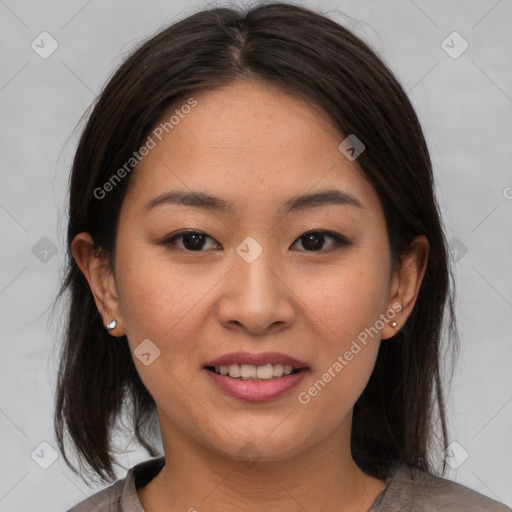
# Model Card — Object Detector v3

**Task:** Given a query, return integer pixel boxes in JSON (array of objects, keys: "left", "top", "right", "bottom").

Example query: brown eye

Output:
[
  {"left": 165, "top": 231, "right": 220, "bottom": 252},
  {"left": 164, "top": 229, "right": 349, "bottom": 253},
  {"left": 291, "top": 230, "right": 349, "bottom": 252}
]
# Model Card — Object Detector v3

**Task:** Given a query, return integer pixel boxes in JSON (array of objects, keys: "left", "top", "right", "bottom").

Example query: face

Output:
[{"left": 79, "top": 80, "right": 414, "bottom": 463}]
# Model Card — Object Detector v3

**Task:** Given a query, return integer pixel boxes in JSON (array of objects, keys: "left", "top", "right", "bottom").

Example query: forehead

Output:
[{"left": 123, "top": 80, "right": 382, "bottom": 218}]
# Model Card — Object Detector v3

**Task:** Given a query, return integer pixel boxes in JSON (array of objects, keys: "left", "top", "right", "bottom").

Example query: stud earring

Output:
[
  {"left": 105, "top": 319, "right": 117, "bottom": 332},
  {"left": 391, "top": 321, "right": 398, "bottom": 330}
]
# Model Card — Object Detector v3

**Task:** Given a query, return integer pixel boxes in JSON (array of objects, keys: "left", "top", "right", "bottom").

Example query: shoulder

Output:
[
  {"left": 66, "top": 478, "right": 125, "bottom": 512},
  {"left": 371, "top": 464, "right": 511, "bottom": 512},
  {"left": 66, "top": 456, "right": 165, "bottom": 512}
]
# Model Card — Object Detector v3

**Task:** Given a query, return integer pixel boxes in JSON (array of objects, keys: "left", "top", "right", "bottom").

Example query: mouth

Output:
[
  {"left": 203, "top": 352, "right": 309, "bottom": 402},
  {"left": 204, "top": 363, "right": 304, "bottom": 381}
]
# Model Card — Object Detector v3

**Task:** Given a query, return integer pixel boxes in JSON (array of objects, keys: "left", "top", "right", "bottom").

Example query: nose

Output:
[{"left": 216, "top": 248, "right": 296, "bottom": 335}]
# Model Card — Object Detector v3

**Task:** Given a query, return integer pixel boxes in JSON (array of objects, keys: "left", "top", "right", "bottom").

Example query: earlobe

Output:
[
  {"left": 381, "top": 294, "right": 403, "bottom": 340},
  {"left": 71, "top": 232, "right": 125, "bottom": 336},
  {"left": 382, "top": 235, "right": 429, "bottom": 340}
]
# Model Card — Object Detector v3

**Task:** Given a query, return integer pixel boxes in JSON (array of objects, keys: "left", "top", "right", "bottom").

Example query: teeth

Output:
[
  {"left": 212, "top": 363, "right": 299, "bottom": 380},
  {"left": 256, "top": 364, "right": 274, "bottom": 379},
  {"left": 240, "top": 364, "right": 256, "bottom": 378},
  {"left": 273, "top": 364, "right": 284, "bottom": 377},
  {"left": 228, "top": 364, "right": 240, "bottom": 378}
]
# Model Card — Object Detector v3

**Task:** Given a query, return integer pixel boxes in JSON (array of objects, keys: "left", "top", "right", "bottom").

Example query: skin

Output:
[{"left": 73, "top": 80, "right": 428, "bottom": 512}]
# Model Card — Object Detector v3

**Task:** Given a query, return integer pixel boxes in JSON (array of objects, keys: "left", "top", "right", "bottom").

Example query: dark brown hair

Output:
[{"left": 54, "top": 2, "right": 458, "bottom": 484}]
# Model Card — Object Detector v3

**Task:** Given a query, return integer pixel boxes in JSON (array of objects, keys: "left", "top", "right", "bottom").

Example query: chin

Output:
[{"left": 202, "top": 424, "right": 318, "bottom": 464}]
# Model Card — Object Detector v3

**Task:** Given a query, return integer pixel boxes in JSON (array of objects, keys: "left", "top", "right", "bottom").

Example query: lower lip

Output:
[{"left": 204, "top": 368, "right": 308, "bottom": 402}]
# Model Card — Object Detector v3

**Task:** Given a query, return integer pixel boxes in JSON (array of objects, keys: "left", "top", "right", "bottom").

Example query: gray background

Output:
[{"left": 0, "top": 0, "right": 511, "bottom": 510}]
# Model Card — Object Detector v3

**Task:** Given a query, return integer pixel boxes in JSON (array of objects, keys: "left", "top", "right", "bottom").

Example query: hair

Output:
[{"left": 54, "top": 1, "right": 458, "bottom": 485}]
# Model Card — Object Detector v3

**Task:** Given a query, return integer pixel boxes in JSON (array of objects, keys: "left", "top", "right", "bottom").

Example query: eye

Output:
[
  {"left": 164, "top": 230, "right": 220, "bottom": 252},
  {"left": 163, "top": 229, "right": 349, "bottom": 253},
  {"left": 291, "top": 230, "right": 349, "bottom": 252}
]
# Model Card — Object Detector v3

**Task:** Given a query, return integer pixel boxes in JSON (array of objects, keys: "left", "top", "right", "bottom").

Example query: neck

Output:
[{"left": 138, "top": 417, "right": 385, "bottom": 512}]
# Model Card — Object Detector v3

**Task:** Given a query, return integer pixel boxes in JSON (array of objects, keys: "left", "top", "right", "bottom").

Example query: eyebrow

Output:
[{"left": 143, "top": 188, "right": 363, "bottom": 214}]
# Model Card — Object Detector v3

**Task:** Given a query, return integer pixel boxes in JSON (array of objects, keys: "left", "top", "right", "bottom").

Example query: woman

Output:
[{"left": 55, "top": 3, "right": 510, "bottom": 511}]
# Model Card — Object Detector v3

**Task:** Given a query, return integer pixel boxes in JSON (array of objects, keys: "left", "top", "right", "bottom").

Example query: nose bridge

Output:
[
  {"left": 216, "top": 235, "right": 294, "bottom": 333},
  {"left": 233, "top": 235, "right": 280, "bottom": 302}
]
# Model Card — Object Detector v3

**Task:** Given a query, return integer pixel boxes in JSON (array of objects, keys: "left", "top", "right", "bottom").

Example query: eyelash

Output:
[{"left": 163, "top": 229, "right": 350, "bottom": 253}]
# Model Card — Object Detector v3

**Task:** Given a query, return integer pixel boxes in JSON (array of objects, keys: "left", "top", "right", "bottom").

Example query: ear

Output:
[
  {"left": 381, "top": 235, "right": 429, "bottom": 340},
  {"left": 71, "top": 232, "right": 125, "bottom": 337}
]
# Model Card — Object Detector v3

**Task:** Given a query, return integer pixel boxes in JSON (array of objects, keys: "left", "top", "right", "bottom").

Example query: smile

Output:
[
  {"left": 203, "top": 352, "right": 309, "bottom": 402},
  {"left": 207, "top": 363, "right": 298, "bottom": 381}
]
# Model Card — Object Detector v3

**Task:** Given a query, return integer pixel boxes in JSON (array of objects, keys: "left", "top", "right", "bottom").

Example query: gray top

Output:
[{"left": 67, "top": 456, "right": 511, "bottom": 511}]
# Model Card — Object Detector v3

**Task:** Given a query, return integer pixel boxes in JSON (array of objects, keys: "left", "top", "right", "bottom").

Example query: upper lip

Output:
[{"left": 204, "top": 351, "right": 309, "bottom": 369}]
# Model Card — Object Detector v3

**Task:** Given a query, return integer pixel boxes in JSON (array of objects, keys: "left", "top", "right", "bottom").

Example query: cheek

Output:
[
  {"left": 114, "top": 254, "right": 217, "bottom": 416},
  {"left": 301, "top": 259, "right": 390, "bottom": 345},
  {"left": 294, "top": 259, "right": 389, "bottom": 413},
  {"left": 114, "top": 246, "right": 215, "bottom": 343}
]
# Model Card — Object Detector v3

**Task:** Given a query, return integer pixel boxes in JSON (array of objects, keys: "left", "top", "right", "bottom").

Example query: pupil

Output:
[
  {"left": 181, "top": 232, "right": 326, "bottom": 251},
  {"left": 183, "top": 233, "right": 205, "bottom": 251},
  {"left": 303, "top": 232, "right": 324, "bottom": 251}
]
